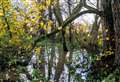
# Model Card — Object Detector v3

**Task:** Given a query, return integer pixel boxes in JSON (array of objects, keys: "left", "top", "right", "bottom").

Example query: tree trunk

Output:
[
  {"left": 53, "top": 0, "right": 69, "bottom": 81},
  {"left": 101, "top": 0, "right": 115, "bottom": 54},
  {"left": 89, "top": 0, "right": 116, "bottom": 80},
  {"left": 111, "top": 1, "right": 120, "bottom": 81},
  {"left": 48, "top": 5, "right": 56, "bottom": 80},
  {"left": 112, "top": 0, "right": 120, "bottom": 66}
]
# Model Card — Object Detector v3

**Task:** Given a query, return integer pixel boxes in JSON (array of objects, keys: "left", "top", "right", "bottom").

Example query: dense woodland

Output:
[{"left": 0, "top": 0, "right": 120, "bottom": 82}]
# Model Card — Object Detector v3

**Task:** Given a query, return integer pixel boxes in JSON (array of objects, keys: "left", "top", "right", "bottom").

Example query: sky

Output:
[
  {"left": 78, "top": 0, "right": 96, "bottom": 24},
  {"left": 12, "top": 0, "right": 96, "bottom": 24},
  {"left": 60, "top": 0, "right": 97, "bottom": 24}
]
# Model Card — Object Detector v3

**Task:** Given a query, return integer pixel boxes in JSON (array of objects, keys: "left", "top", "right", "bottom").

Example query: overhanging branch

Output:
[{"left": 32, "top": 9, "right": 103, "bottom": 49}]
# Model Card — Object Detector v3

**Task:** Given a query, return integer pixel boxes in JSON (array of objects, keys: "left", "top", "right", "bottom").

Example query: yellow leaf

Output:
[
  {"left": 35, "top": 48, "right": 41, "bottom": 55},
  {"left": 40, "top": 21, "right": 44, "bottom": 27},
  {"left": 43, "top": 25, "right": 47, "bottom": 31},
  {"left": 9, "top": 36, "right": 21, "bottom": 45},
  {"left": 46, "top": 0, "right": 51, "bottom": 5},
  {"left": 0, "top": 12, "right": 3, "bottom": 16}
]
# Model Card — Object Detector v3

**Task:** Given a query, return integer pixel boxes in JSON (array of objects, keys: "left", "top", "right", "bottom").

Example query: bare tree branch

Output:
[
  {"left": 32, "top": 9, "right": 103, "bottom": 49},
  {"left": 72, "top": 0, "right": 83, "bottom": 14},
  {"left": 53, "top": 0, "right": 63, "bottom": 25}
]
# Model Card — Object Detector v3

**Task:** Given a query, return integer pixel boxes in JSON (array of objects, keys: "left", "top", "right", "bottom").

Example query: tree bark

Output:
[
  {"left": 111, "top": 1, "right": 120, "bottom": 81},
  {"left": 88, "top": 0, "right": 116, "bottom": 81},
  {"left": 101, "top": 0, "right": 115, "bottom": 54},
  {"left": 112, "top": 0, "right": 120, "bottom": 66}
]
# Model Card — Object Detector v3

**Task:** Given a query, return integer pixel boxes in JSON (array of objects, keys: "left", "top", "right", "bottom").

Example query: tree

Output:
[
  {"left": 0, "top": 0, "right": 53, "bottom": 81},
  {"left": 1, "top": 0, "right": 120, "bottom": 81},
  {"left": 89, "top": 0, "right": 120, "bottom": 81},
  {"left": 112, "top": 0, "right": 120, "bottom": 66}
]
